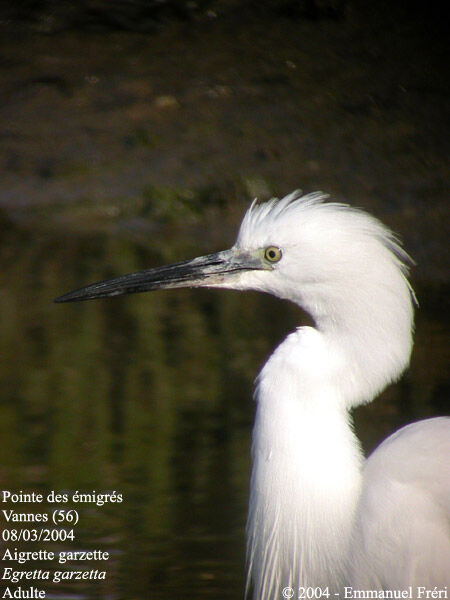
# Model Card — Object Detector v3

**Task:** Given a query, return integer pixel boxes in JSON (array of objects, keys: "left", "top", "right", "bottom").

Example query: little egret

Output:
[{"left": 56, "top": 191, "right": 450, "bottom": 598}]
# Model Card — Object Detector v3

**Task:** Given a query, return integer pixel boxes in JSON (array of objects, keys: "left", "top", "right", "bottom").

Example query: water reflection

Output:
[{"left": 0, "top": 213, "right": 447, "bottom": 599}]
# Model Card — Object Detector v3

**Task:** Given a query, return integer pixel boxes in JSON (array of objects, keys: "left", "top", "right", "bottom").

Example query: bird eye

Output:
[{"left": 264, "top": 246, "right": 282, "bottom": 263}]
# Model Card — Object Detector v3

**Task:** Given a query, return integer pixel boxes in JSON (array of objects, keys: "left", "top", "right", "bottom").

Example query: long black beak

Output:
[{"left": 54, "top": 249, "right": 265, "bottom": 303}]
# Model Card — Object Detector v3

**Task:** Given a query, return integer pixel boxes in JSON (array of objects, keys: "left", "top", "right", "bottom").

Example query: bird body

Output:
[
  {"left": 351, "top": 417, "right": 450, "bottom": 590},
  {"left": 247, "top": 326, "right": 364, "bottom": 596},
  {"left": 55, "top": 191, "right": 450, "bottom": 598}
]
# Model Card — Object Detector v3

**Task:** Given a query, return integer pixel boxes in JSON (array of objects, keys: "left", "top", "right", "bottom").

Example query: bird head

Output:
[{"left": 55, "top": 190, "right": 414, "bottom": 329}]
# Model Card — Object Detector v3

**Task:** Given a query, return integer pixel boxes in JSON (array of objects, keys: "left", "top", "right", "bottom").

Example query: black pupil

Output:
[{"left": 268, "top": 249, "right": 276, "bottom": 259}]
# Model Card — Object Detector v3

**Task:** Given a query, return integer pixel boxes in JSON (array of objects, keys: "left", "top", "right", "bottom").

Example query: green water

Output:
[
  {"left": 0, "top": 209, "right": 447, "bottom": 599},
  {"left": 0, "top": 1, "right": 448, "bottom": 594}
]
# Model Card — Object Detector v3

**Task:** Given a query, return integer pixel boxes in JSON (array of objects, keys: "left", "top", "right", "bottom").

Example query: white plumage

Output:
[
  {"left": 56, "top": 190, "right": 450, "bottom": 599},
  {"left": 236, "top": 193, "right": 449, "bottom": 598}
]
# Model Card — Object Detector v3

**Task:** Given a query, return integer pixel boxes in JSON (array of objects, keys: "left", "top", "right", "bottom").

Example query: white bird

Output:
[{"left": 56, "top": 191, "right": 450, "bottom": 598}]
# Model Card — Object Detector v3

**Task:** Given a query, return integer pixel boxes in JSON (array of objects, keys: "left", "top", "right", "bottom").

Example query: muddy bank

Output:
[{"left": 0, "top": 1, "right": 448, "bottom": 282}]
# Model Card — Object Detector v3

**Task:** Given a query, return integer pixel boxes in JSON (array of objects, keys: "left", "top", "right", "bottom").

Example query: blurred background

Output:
[{"left": 0, "top": 1, "right": 448, "bottom": 598}]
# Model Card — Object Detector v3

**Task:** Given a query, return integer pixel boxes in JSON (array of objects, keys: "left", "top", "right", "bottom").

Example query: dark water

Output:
[
  {"left": 0, "top": 2, "right": 448, "bottom": 596},
  {"left": 0, "top": 212, "right": 447, "bottom": 599}
]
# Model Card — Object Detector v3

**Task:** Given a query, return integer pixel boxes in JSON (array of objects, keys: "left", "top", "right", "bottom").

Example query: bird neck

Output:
[
  {"left": 299, "top": 267, "right": 414, "bottom": 408},
  {"left": 247, "top": 328, "right": 364, "bottom": 598}
]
